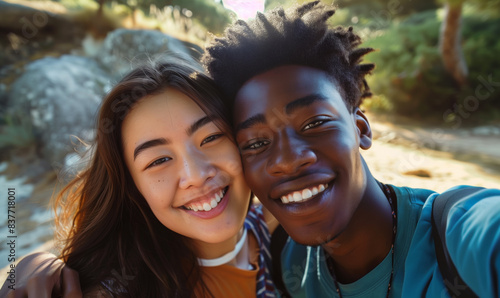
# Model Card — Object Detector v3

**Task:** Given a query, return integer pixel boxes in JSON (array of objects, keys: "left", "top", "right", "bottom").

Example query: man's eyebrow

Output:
[
  {"left": 285, "top": 94, "right": 327, "bottom": 115},
  {"left": 186, "top": 116, "right": 212, "bottom": 136},
  {"left": 133, "top": 138, "right": 169, "bottom": 161},
  {"left": 235, "top": 114, "right": 267, "bottom": 134}
]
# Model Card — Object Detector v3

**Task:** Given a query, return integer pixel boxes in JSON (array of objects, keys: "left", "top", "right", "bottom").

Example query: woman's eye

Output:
[
  {"left": 147, "top": 157, "right": 170, "bottom": 169},
  {"left": 303, "top": 119, "right": 326, "bottom": 130},
  {"left": 201, "top": 133, "right": 224, "bottom": 145}
]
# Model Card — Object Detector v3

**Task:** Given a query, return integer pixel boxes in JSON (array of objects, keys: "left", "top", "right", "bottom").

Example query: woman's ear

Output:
[{"left": 354, "top": 108, "right": 372, "bottom": 150}]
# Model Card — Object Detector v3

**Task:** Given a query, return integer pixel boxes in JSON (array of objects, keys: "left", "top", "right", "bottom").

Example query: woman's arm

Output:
[{"left": 0, "top": 252, "right": 82, "bottom": 298}]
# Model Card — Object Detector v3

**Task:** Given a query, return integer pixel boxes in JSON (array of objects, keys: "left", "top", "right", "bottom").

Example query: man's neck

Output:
[{"left": 321, "top": 171, "right": 394, "bottom": 284}]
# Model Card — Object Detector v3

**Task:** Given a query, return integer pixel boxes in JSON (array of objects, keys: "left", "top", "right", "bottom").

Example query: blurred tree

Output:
[
  {"left": 439, "top": 0, "right": 468, "bottom": 87},
  {"left": 97, "top": 0, "right": 105, "bottom": 18},
  {"left": 439, "top": 0, "right": 500, "bottom": 87},
  {"left": 364, "top": 10, "right": 500, "bottom": 123}
]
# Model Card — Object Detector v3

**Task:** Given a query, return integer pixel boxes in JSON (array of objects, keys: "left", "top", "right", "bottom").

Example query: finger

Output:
[
  {"left": 13, "top": 289, "right": 27, "bottom": 298},
  {"left": 60, "top": 267, "right": 82, "bottom": 298},
  {"left": 26, "top": 278, "right": 52, "bottom": 298}
]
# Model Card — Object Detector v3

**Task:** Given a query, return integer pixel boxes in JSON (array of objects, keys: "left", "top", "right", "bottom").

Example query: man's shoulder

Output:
[{"left": 390, "top": 184, "right": 436, "bottom": 207}]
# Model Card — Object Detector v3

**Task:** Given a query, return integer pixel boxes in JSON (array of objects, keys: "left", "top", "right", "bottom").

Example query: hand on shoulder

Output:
[{"left": 0, "top": 252, "right": 82, "bottom": 298}]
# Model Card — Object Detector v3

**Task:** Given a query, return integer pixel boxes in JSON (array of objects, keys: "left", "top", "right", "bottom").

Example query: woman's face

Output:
[{"left": 122, "top": 88, "right": 250, "bottom": 245}]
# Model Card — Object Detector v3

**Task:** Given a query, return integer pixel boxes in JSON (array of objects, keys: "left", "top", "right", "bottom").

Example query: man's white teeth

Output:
[
  {"left": 281, "top": 183, "right": 328, "bottom": 204},
  {"left": 186, "top": 189, "right": 226, "bottom": 212}
]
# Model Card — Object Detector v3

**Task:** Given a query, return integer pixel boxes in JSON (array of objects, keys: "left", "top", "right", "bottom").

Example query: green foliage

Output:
[
  {"left": 336, "top": 0, "right": 439, "bottom": 15},
  {"left": 363, "top": 10, "right": 500, "bottom": 124},
  {"left": 265, "top": 0, "right": 439, "bottom": 18},
  {"left": 58, "top": 0, "right": 100, "bottom": 10},
  {"left": 0, "top": 113, "right": 35, "bottom": 150},
  {"left": 137, "top": 0, "right": 232, "bottom": 34},
  {"left": 471, "top": 0, "right": 500, "bottom": 15},
  {"left": 170, "top": 0, "right": 233, "bottom": 34}
]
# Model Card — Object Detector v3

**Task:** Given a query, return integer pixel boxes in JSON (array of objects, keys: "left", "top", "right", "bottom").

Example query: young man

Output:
[{"left": 202, "top": 1, "right": 500, "bottom": 297}]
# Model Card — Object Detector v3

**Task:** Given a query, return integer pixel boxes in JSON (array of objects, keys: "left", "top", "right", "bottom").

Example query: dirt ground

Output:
[{"left": 365, "top": 114, "right": 500, "bottom": 191}]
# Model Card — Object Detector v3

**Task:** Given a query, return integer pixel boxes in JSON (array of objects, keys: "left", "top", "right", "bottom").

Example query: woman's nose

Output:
[{"left": 178, "top": 151, "right": 217, "bottom": 189}]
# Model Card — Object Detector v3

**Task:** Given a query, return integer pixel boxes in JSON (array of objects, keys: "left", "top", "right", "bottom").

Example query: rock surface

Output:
[
  {"left": 95, "top": 28, "right": 200, "bottom": 79},
  {"left": 7, "top": 55, "right": 110, "bottom": 165}
]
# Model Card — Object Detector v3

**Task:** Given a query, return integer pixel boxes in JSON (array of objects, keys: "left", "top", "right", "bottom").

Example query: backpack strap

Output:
[
  {"left": 431, "top": 187, "right": 483, "bottom": 297},
  {"left": 270, "top": 225, "right": 291, "bottom": 297}
]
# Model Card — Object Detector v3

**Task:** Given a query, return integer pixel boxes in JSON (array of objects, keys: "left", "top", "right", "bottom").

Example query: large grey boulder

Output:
[
  {"left": 95, "top": 28, "right": 200, "bottom": 79},
  {"left": 7, "top": 55, "right": 111, "bottom": 166}
]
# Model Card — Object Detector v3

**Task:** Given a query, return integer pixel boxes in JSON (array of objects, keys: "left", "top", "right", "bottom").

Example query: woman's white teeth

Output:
[
  {"left": 186, "top": 189, "right": 225, "bottom": 212},
  {"left": 281, "top": 184, "right": 328, "bottom": 204}
]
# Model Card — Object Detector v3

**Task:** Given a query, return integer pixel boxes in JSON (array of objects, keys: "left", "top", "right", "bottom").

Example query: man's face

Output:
[{"left": 233, "top": 65, "right": 372, "bottom": 245}]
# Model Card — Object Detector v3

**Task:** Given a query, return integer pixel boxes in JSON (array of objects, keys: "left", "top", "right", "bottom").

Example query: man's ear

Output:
[{"left": 354, "top": 108, "right": 372, "bottom": 150}]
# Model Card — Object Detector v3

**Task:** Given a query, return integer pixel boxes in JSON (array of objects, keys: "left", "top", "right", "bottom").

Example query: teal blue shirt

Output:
[{"left": 281, "top": 185, "right": 500, "bottom": 297}]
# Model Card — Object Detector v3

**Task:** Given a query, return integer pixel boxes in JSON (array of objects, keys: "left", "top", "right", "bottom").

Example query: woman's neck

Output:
[
  {"left": 321, "top": 170, "right": 394, "bottom": 283},
  {"left": 192, "top": 226, "right": 252, "bottom": 269}
]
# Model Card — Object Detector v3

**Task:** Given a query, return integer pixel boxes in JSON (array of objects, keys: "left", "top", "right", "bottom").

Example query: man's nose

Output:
[{"left": 266, "top": 131, "right": 317, "bottom": 176}]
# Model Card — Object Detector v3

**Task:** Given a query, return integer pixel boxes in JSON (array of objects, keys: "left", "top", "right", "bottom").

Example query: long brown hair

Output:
[{"left": 54, "top": 58, "right": 231, "bottom": 297}]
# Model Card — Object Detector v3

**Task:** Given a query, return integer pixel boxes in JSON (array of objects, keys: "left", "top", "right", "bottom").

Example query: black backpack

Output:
[{"left": 431, "top": 186, "right": 484, "bottom": 298}]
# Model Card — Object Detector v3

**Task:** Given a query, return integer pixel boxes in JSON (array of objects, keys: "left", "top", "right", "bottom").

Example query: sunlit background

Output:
[
  {"left": 0, "top": 0, "right": 499, "bottom": 270},
  {"left": 223, "top": 0, "right": 265, "bottom": 19}
]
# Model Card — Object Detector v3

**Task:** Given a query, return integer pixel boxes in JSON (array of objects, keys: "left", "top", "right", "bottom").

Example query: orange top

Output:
[
  {"left": 196, "top": 263, "right": 258, "bottom": 297},
  {"left": 194, "top": 232, "right": 260, "bottom": 297}
]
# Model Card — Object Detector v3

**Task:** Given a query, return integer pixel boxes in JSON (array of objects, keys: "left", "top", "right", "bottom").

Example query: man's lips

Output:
[
  {"left": 269, "top": 173, "right": 335, "bottom": 201},
  {"left": 279, "top": 183, "right": 329, "bottom": 204}
]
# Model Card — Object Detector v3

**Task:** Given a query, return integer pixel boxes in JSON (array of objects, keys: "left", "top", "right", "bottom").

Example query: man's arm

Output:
[{"left": 446, "top": 188, "right": 500, "bottom": 297}]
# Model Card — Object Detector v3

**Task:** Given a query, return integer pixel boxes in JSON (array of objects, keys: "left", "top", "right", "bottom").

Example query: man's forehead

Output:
[{"left": 235, "top": 66, "right": 342, "bottom": 108}]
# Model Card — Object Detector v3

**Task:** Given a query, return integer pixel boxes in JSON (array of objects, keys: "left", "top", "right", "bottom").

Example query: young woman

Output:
[{"left": 1, "top": 59, "right": 278, "bottom": 297}]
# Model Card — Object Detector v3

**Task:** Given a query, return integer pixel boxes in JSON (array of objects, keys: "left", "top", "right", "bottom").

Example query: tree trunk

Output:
[
  {"left": 439, "top": 0, "right": 468, "bottom": 87},
  {"left": 97, "top": 0, "right": 105, "bottom": 19}
]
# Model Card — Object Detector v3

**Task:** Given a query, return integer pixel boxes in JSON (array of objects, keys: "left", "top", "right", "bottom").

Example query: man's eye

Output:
[
  {"left": 147, "top": 157, "right": 170, "bottom": 169},
  {"left": 244, "top": 140, "right": 270, "bottom": 150},
  {"left": 201, "top": 133, "right": 224, "bottom": 145},
  {"left": 303, "top": 119, "right": 326, "bottom": 130}
]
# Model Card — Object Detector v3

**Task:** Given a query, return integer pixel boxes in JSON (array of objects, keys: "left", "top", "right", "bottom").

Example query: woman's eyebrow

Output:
[
  {"left": 186, "top": 116, "right": 212, "bottom": 136},
  {"left": 133, "top": 117, "right": 213, "bottom": 161},
  {"left": 134, "top": 138, "right": 169, "bottom": 161}
]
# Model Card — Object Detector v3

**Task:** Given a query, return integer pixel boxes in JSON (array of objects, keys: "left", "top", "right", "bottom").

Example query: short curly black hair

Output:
[{"left": 202, "top": 0, "right": 375, "bottom": 113}]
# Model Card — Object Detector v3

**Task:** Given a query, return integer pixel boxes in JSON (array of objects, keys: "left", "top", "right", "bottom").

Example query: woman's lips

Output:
[
  {"left": 183, "top": 188, "right": 227, "bottom": 212},
  {"left": 183, "top": 186, "right": 230, "bottom": 220}
]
